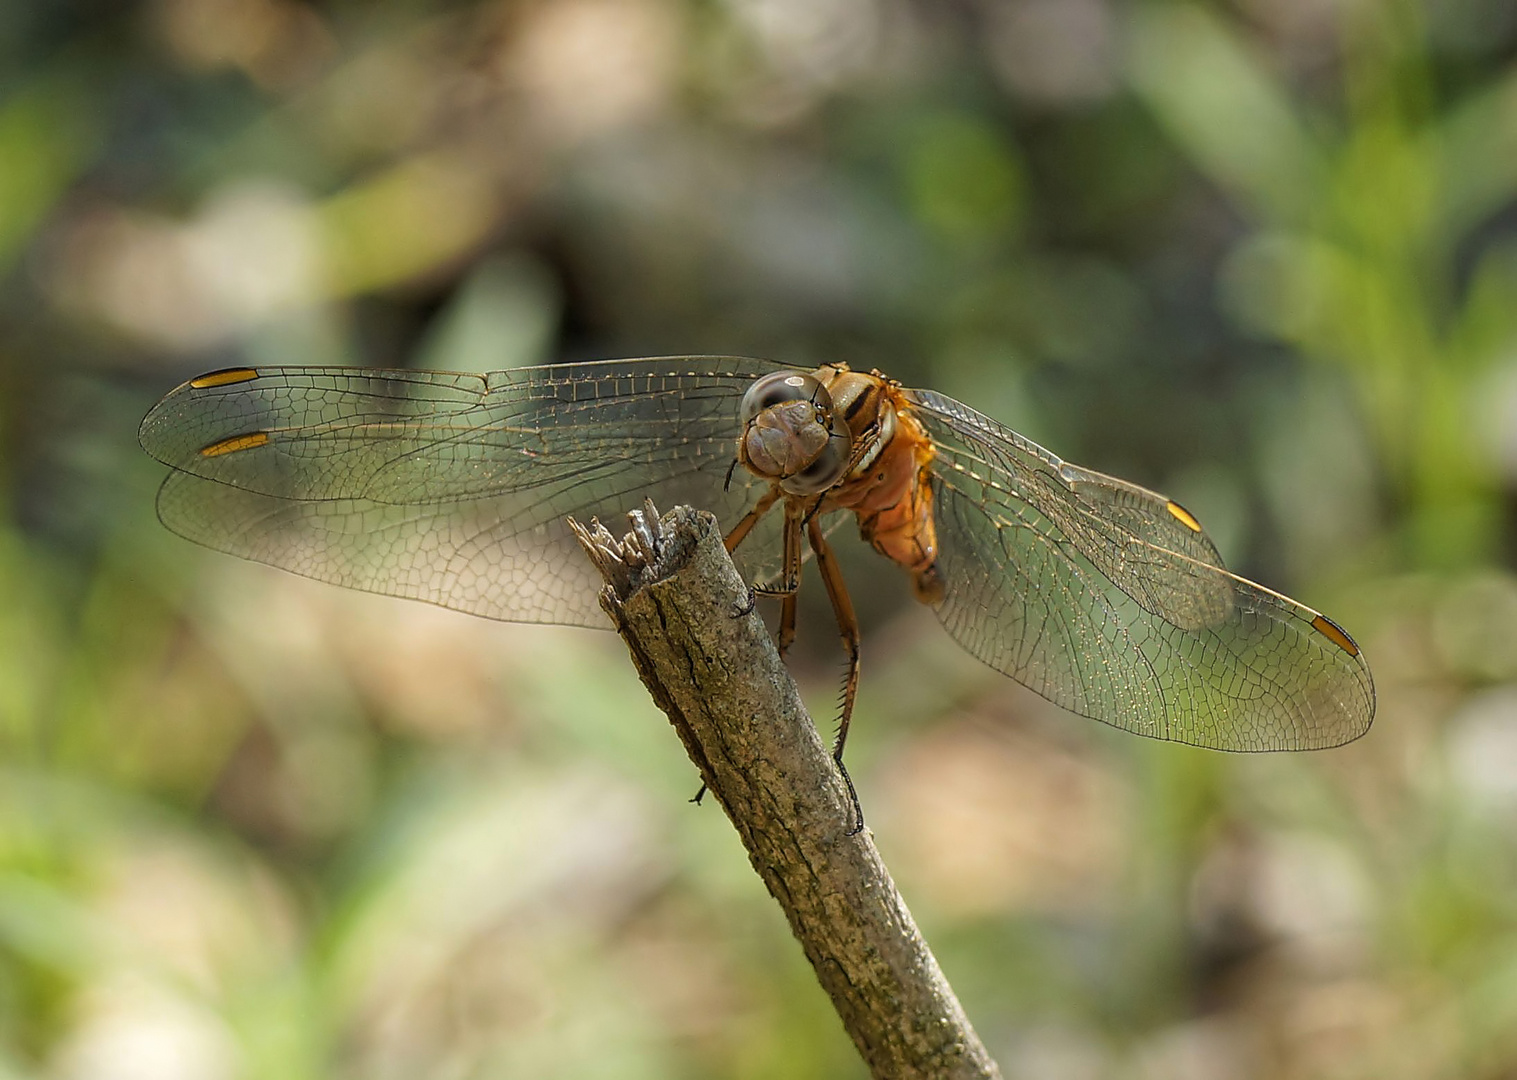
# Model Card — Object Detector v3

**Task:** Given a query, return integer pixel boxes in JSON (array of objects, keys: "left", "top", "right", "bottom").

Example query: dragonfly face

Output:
[
  {"left": 139, "top": 356, "right": 1375, "bottom": 782},
  {"left": 738, "top": 370, "right": 854, "bottom": 495}
]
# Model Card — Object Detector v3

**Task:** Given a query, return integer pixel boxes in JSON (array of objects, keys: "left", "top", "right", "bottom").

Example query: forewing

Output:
[
  {"left": 905, "top": 387, "right": 1375, "bottom": 751},
  {"left": 139, "top": 358, "right": 787, "bottom": 626}
]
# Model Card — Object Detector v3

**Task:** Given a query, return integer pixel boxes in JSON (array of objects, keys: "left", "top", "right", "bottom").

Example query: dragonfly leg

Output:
[
  {"left": 805, "top": 517, "right": 861, "bottom": 751},
  {"left": 806, "top": 515, "right": 865, "bottom": 834},
  {"left": 725, "top": 485, "right": 789, "bottom": 617},
  {"left": 723, "top": 485, "right": 781, "bottom": 554},
  {"left": 776, "top": 501, "right": 804, "bottom": 657},
  {"left": 730, "top": 585, "right": 757, "bottom": 619}
]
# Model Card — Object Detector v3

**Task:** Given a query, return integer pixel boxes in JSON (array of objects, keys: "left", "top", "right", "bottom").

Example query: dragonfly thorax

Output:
[{"left": 815, "top": 366, "right": 895, "bottom": 477}]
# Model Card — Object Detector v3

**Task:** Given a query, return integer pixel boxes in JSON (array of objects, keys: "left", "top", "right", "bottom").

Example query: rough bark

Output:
[{"left": 571, "top": 502, "right": 1002, "bottom": 1080}]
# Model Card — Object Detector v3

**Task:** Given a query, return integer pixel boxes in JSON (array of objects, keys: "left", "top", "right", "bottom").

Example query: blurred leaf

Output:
[
  {"left": 320, "top": 152, "right": 498, "bottom": 296},
  {"left": 1127, "top": 4, "right": 1322, "bottom": 225},
  {"left": 901, "top": 111, "right": 1024, "bottom": 247},
  {"left": 1434, "top": 64, "right": 1517, "bottom": 238},
  {"left": 414, "top": 252, "right": 562, "bottom": 374},
  {"left": 0, "top": 873, "right": 106, "bottom": 977},
  {"left": 0, "top": 74, "right": 94, "bottom": 271}
]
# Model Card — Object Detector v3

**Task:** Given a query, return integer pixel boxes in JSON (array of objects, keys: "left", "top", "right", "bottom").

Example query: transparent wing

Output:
[
  {"left": 139, "top": 357, "right": 790, "bottom": 627},
  {"left": 905, "top": 387, "right": 1375, "bottom": 751}
]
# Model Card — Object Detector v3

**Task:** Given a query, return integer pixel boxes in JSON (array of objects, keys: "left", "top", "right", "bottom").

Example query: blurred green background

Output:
[{"left": 3, "top": 0, "right": 1517, "bottom": 1077}]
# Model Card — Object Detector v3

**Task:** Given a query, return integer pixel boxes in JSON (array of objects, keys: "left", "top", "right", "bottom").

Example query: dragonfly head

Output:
[{"left": 740, "top": 371, "right": 854, "bottom": 495}]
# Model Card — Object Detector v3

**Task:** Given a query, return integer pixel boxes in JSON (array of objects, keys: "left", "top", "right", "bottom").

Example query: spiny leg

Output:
[
  {"left": 806, "top": 515, "right": 865, "bottom": 834},
  {"left": 806, "top": 517, "right": 861, "bottom": 745},
  {"left": 723, "top": 486, "right": 781, "bottom": 619},
  {"left": 733, "top": 497, "right": 803, "bottom": 625},
  {"left": 774, "top": 500, "right": 805, "bottom": 657},
  {"left": 724, "top": 486, "right": 809, "bottom": 612},
  {"left": 723, "top": 485, "right": 781, "bottom": 554}
]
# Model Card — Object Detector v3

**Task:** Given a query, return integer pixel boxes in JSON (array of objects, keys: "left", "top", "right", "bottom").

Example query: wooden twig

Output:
[{"left": 570, "top": 501, "right": 1002, "bottom": 1080}]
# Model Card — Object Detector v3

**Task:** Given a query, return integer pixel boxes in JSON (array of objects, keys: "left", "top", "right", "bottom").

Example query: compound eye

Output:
[
  {"left": 784, "top": 435, "right": 850, "bottom": 494},
  {"left": 740, "top": 371, "right": 831, "bottom": 424}
]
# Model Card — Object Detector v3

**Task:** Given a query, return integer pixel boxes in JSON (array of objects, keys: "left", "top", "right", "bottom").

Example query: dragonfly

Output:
[{"left": 140, "top": 356, "right": 1375, "bottom": 808}]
